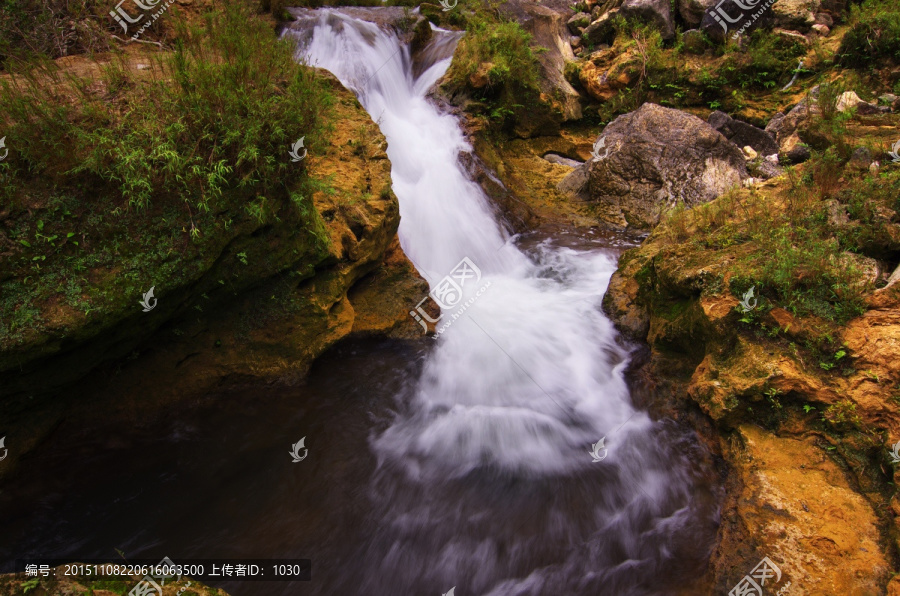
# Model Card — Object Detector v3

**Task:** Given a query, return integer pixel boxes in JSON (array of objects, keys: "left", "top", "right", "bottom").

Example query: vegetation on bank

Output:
[
  {"left": 838, "top": 0, "right": 900, "bottom": 68},
  {"left": 559, "top": 0, "right": 900, "bottom": 126},
  {"left": 664, "top": 83, "right": 897, "bottom": 325},
  {"left": 442, "top": 9, "right": 543, "bottom": 127},
  {"left": 0, "top": 0, "right": 333, "bottom": 350}
]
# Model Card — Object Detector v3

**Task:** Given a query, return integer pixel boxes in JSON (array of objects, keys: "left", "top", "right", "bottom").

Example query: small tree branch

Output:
[{"left": 110, "top": 34, "right": 163, "bottom": 50}]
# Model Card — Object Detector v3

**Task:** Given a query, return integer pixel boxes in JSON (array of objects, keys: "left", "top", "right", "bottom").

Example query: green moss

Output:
[{"left": 655, "top": 299, "right": 691, "bottom": 321}]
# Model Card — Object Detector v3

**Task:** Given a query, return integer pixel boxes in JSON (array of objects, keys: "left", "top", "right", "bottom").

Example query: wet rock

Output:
[
  {"left": 0, "top": 73, "right": 425, "bottom": 405},
  {"left": 557, "top": 103, "right": 747, "bottom": 229},
  {"left": 708, "top": 110, "right": 780, "bottom": 157}
]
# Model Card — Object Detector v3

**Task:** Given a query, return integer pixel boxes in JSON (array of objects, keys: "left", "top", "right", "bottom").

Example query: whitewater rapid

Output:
[{"left": 285, "top": 12, "right": 718, "bottom": 595}]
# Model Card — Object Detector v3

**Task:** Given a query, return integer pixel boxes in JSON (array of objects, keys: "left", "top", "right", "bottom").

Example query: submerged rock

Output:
[{"left": 557, "top": 103, "right": 747, "bottom": 229}]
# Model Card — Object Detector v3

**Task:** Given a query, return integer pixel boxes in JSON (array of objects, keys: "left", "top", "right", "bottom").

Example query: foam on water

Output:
[{"left": 285, "top": 13, "right": 717, "bottom": 594}]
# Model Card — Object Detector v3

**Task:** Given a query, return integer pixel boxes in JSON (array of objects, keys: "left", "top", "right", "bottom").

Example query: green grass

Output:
[
  {"left": 590, "top": 20, "right": 809, "bottom": 121},
  {"left": 839, "top": 0, "right": 900, "bottom": 69},
  {"left": 0, "top": 0, "right": 334, "bottom": 350},
  {"left": 442, "top": 8, "right": 543, "bottom": 129}
]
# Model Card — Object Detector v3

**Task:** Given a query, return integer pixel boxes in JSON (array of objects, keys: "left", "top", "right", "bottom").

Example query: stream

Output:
[{"left": 0, "top": 9, "right": 722, "bottom": 596}]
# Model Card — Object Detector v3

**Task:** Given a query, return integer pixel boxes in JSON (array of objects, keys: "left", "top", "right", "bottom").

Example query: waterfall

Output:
[{"left": 285, "top": 12, "right": 718, "bottom": 595}]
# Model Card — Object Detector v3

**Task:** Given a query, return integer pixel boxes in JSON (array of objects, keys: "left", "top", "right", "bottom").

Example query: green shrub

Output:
[
  {"left": 443, "top": 11, "right": 542, "bottom": 126},
  {"left": 0, "top": 0, "right": 335, "bottom": 346},
  {"left": 839, "top": 0, "right": 900, "bottom": 68},
  {"left": 1, "top": 0, "right": 333, "bottom": 216}
]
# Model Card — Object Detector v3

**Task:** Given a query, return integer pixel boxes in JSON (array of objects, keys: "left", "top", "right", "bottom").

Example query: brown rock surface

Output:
[{"left": 713, "top": 425, "right": 890, "bottom": 595}]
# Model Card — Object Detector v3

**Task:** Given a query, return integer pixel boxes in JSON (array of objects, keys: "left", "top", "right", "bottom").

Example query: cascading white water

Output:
[
  {"left": 293, "top": 11, "right": 644, "bottom": 478},
  {"left": 286, "top": 12, "right": 718, "bottom": 595}
]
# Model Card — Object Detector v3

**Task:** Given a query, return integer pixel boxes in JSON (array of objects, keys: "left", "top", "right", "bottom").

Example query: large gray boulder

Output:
[
  {"left": 708, "top": 110, "right": 779, "bottom": 156},
  {"left": 557, "top": 103, "right": 748, "bottom": 229},
  {"left": 620, "top": 0, "right": 675, "bottom": 40}
]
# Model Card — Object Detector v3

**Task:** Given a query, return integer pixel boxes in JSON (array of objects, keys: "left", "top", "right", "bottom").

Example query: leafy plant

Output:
[
  {"left": 839, "top": 0, "right": 900, "bottom": 68},
  {"left": 443, "top": 9, "right": 543, "bottom": 129}
]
